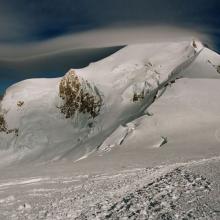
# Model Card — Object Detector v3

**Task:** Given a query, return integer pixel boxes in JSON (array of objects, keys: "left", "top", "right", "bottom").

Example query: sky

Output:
[{"left": 0, "top": 0, "right": 220, "bottom": 94}]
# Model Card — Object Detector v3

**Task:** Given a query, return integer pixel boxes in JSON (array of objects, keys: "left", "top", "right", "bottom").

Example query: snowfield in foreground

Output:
[
  {"left": 0, "top": 157, "right": 220, "bottom": 219},
  {"left": 0, "top": 39, "right": 220, "bottom": 219}
]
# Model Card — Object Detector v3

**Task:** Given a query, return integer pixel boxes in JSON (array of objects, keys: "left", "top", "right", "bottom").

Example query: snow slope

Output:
[{"left": 0, "top": 40, "right": 219, "bottom": 166}]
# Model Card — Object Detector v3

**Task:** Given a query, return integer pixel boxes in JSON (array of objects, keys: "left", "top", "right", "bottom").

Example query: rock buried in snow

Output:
[
  {"left": 59, "top": 69, "right": 102, "bottom": 118},
  {"left": 145, "top": 111, "right": 154, "bottom": 116},
  {"left": 99, "top": 125, "right": 135, "bottom": 152},
  {"left": 0, "top": 112, "right": 18, "bottom": 136},
  {"left": 207, "top": 60, "right": 220, "bottom": 74},
  {"left": 217, "top": 65, "right": 220, "bottom": 73},
  {"left": 18, "top": 203, "right": 31, "bottom": 211},
  {"left": 0, "top": 113, "right": 7, "bottom": 133},
  {"left": 17, "top": 100, "right": 24, "bottom": 107},
  {"left": 153, "top": 136, "right": 168, "bottom": 148}
]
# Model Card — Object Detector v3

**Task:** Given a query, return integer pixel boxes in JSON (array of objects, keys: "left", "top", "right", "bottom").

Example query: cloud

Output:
[
  {"left": 0, "top": 0, "right": 219, "bottom": 94},
  {"left": 0, "top": 1, "right": 27, "bottom": 42},
  {"left": 0, "top": 0, "right": 219, "bottom": 45},
  {"left": 0, "top": 25, "right": 212, "bottom": 60}
]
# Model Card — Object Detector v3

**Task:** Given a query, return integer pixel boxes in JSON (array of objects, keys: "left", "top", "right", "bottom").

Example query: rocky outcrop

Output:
[
  {"left": 132, "top": 81, "right": 154, "bottom": 102},
  {"left": 17, "top": 101, "right": 24, "bottom": 107},
  {"left": 0, "top": 114, "right": 7, "bottom": 133},
  {"left": 59, "top": 69, "right": 102, "bottom": 118},
  {"left": 217, "top": 65, "right": 220, "bottom": 74},
  {"left": 0, "top": 113, "right": 18, "bottom": 136},
  {"left": 133, "top": 91, "right": 145, "bottom": 102},
  {"left": 208, "top": 60, "right": 220, "bottom": 74}
]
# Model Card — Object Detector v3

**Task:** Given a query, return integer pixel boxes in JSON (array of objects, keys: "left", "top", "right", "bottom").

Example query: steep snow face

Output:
[{"left": 0, "top": 40, "right": 206, "bottom": 164}]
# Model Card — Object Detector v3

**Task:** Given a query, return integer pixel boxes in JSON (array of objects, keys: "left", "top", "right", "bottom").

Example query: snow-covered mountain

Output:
[
  {"left": 1, "top": 39, "right": 220, "bottom": 220},
  {"left": 0, "top": 40, "right": 220, "bottom": 166}
]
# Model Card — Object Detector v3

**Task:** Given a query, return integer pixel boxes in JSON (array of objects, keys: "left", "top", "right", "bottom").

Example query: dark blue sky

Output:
[
  {"left": 0, "top": 0, "right": 220, "bottom": 94},
  {"left": 1, "top": 0, "right": 220, "bottom": 43}
]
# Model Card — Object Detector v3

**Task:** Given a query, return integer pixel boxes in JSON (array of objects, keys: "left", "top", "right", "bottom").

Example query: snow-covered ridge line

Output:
[{"left": 0, "top": 40, "right": 209, "bottom": 164}]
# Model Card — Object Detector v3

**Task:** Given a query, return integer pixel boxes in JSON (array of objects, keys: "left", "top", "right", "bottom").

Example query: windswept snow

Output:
[{"left": 0, "top": 178, "right": 49, "bottom": 189}]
